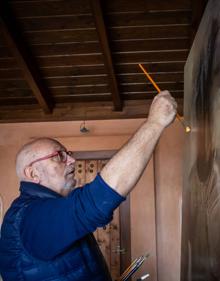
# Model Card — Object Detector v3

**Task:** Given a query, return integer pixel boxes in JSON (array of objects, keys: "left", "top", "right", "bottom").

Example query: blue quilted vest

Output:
[{"left": 0, "top": 184, "right": 112, "bottom": 281}]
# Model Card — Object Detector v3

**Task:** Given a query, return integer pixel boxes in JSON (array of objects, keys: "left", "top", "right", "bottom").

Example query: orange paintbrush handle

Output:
[
  {"left": 138, "top": 63, "right": 191, "bottom": 133},
  {"left": 138, "top": 63, "right": 161, "bottom": 93}
]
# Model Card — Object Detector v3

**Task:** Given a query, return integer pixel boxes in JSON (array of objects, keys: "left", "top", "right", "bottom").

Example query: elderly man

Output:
[{"left": 0, "top": 91, "right": 177, "bottom": 281}]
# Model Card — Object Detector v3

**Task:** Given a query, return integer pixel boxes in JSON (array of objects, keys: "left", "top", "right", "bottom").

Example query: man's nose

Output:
[{"left": 67, "top": 154, "right": 75, "bottom": 165}]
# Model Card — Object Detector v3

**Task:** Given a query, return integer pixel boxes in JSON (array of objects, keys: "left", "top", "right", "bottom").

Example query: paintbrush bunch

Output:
[{"left": 117, "top": 253, "right": 150, "bottom": 281}]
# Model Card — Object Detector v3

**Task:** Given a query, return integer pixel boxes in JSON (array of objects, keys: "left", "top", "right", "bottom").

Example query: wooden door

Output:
[{"left": 74, "top": 159, "right": 121, "bottom": 281}]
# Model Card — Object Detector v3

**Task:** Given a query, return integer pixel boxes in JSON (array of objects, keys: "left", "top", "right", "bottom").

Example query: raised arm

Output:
[{"left": 100, "top": 90, "right": 177, "bottom": 196}]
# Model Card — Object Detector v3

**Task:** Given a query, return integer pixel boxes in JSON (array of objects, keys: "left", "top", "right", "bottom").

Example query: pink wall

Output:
[
  {"left": 131, "top": 158, "right": 157, "bottom": 281},
  {"left": 154, "top": 121, "right": 185, "bottom": 281},
  {"left": 0, "top": 118, "right": 184, "bottom": 281}
]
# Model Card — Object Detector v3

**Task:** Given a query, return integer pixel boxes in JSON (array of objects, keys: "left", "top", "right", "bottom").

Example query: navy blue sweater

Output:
[
  {"left": 0, "top": 174, "right": 125, "bottom": 281},
  {"left": 20, "top": 174, "right": 125, "bottom": 260}
]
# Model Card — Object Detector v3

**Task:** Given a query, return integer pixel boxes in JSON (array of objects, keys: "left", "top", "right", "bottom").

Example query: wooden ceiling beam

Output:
[
  {"left": 0, "top": 99, "right": 184, "bottom": 123},
  {"left": 0, "top": 3, "right": 53, "bottom": 113},
  {"left": 90, "top": 0, "right": 122, "bottom": 111}
]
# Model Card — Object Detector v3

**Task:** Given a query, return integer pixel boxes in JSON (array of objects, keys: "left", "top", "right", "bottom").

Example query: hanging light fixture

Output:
[{"left": 80, "top": 120, "right": 90, "bottom": 134}]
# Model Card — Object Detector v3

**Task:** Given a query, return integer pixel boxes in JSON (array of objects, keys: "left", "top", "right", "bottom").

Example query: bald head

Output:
[
  {"left": 16, "top": 137, "right": 76, "bottom": 195},
  {"left": 16, "top": 138, "right": 64, "bottom": 181}
]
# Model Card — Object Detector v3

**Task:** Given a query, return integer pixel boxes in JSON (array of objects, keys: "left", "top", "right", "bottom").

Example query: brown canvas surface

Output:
[{"left": 182, "top": 0, "right": 220, "bottom": 280}]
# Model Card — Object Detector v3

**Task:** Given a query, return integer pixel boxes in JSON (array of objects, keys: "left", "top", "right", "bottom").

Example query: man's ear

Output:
[{"left": 24, "top": 166, "right": 40, "bottom": 183}]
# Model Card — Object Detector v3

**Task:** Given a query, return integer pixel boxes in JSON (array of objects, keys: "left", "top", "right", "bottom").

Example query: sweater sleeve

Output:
[{"left": 21, "top": 174, "right": 125, "bottom": 260}]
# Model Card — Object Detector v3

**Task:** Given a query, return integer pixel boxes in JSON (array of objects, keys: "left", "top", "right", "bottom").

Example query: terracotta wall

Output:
[
  {"left": 131, "top": 158, "right": 158, "bottom": 281},
  {"left": 0, "top": 118, "right": 184, "bottom": 281},
  {"left": 154, "top": 121, "right": 185, "bottom": 281},
  {"left": 130, "top": 121, "right": 185, "bottom": 281}
]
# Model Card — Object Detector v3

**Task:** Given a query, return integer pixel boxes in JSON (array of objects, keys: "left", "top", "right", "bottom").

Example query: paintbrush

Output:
[{"left": 138, "top": 63, "right": 191, "bottom": 133}]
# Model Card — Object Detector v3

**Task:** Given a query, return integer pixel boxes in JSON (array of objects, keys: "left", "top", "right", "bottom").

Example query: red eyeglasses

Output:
[{"left": 28, "top": 150, "right": 74, "bottom": 166}]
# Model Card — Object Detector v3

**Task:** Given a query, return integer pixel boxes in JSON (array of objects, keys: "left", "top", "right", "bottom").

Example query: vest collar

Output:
[{"left": 20, "top": 181, "right": 62, "bottom": 199}]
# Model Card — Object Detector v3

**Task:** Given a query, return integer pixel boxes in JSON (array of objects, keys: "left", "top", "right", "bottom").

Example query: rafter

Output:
[
  {"left": 0, "top": 3, "right": 53, "bottom": 113},
  {"left": 0, "top": 99, "right": 184, "bottom": 123},
  {"left": 90, "top": 0, "right": 122, "bottom": 111}
]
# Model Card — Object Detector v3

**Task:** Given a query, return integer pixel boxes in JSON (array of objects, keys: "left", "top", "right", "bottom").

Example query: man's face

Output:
[{"left": 32, "top": 140, "right": 76, "bottom": 196}]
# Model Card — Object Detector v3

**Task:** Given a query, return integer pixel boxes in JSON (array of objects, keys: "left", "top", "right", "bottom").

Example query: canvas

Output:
[{"left": 181, "top": 0, "right": 220, "bottom": 280}]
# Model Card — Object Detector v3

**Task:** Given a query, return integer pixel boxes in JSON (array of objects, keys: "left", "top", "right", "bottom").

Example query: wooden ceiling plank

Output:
[
  {"left": 121, "top": 82, "right": 183, "bottom": 93},
  {"left": 30, "top": 42, "right": 102, "bottom": 57},
  {"left": 11, "top": 0, "right": 190, "bottom": 17},
  {"left": 119, "top": 72, "right": 184, "bottom": 83},
  {"left": 4, "top": 38, "right": 188, "bottom": 57},
  {"left": 0, "top": 5, "right": 53, "bottom": 113},
  {"left": 111, "top": 38, "right": 190, "bottom": 52},
  {"left": 0, "top": 38, "right": 188, "bottom": 59},
  {"left": 104, "top": 0, "right": 191, "bottom": 12},
  {"left": 25, "top": 50, "right": 188, "bottom": 68},
  {"left": 0, "top": 72, "right": 180, "bottom": 87},
  {"left": 37, "top": 62, "right": 185, "bottom": 78},
  {"left": 0, "top": 68, "right": 23, "bottom": 79},
  {"left": 109, "top": 25, "right": 190, "bottom": 41},
  {"left": 16, "top": 15, "right": 95, "bottom": 32},
  {"left": 0, "top": 80, "right": 183, "bottom": 102},
  {"left": 113, "top": 50, "right": 188, "bottom": 63},
  {"left": 39, "top": 62, "right": 185, "bottom": 77},
  {"left": 40, "top": 65, "right": 107, "bottom": 77},
  {"left": 44, "top": 75, "right": 109, "bottom": 87},
  {"left": 0, "top": 79, "right": 29, "bottom": 89},
  {"left": 0, "top": 61, "right": 185, "bottom": 75},
  {"left": 11, "top": 0, "right": 91, "bottom": 17},
  {"left": 16, "top": 10, "right": 190, "bottom": 32},
  {"left": 90, "top": 0, "right": 122, "bottom": 111},
  {"left": 0, "top": 57, "right": 18, "bottom": 67},
  {"left": 122, "top": 90, "right": 183, "bottom": 99},
  {"left": 24, "top": 25, "right": 189, "bottom": 45},
  {"left": 116, "top": 62, "right": 185, "bottom": 73},
  {"left": 25, "top": 29, "right": 98, "bottom": 45},
  {"left": 106, "top": 10, "right": 191, "bottom": 27},
  {"left": 48, "top": 82, "right": 182, "bottom": 96}
]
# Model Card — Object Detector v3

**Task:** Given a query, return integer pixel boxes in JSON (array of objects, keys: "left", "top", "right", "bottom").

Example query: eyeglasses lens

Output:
[{"left": 57, "top": 151, "right": 66, "bottom": 162}]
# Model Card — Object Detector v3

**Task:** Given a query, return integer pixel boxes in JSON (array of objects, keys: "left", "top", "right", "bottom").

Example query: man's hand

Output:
[{"left": 148, "top": 90, "right": 177, "bottom": 128}]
